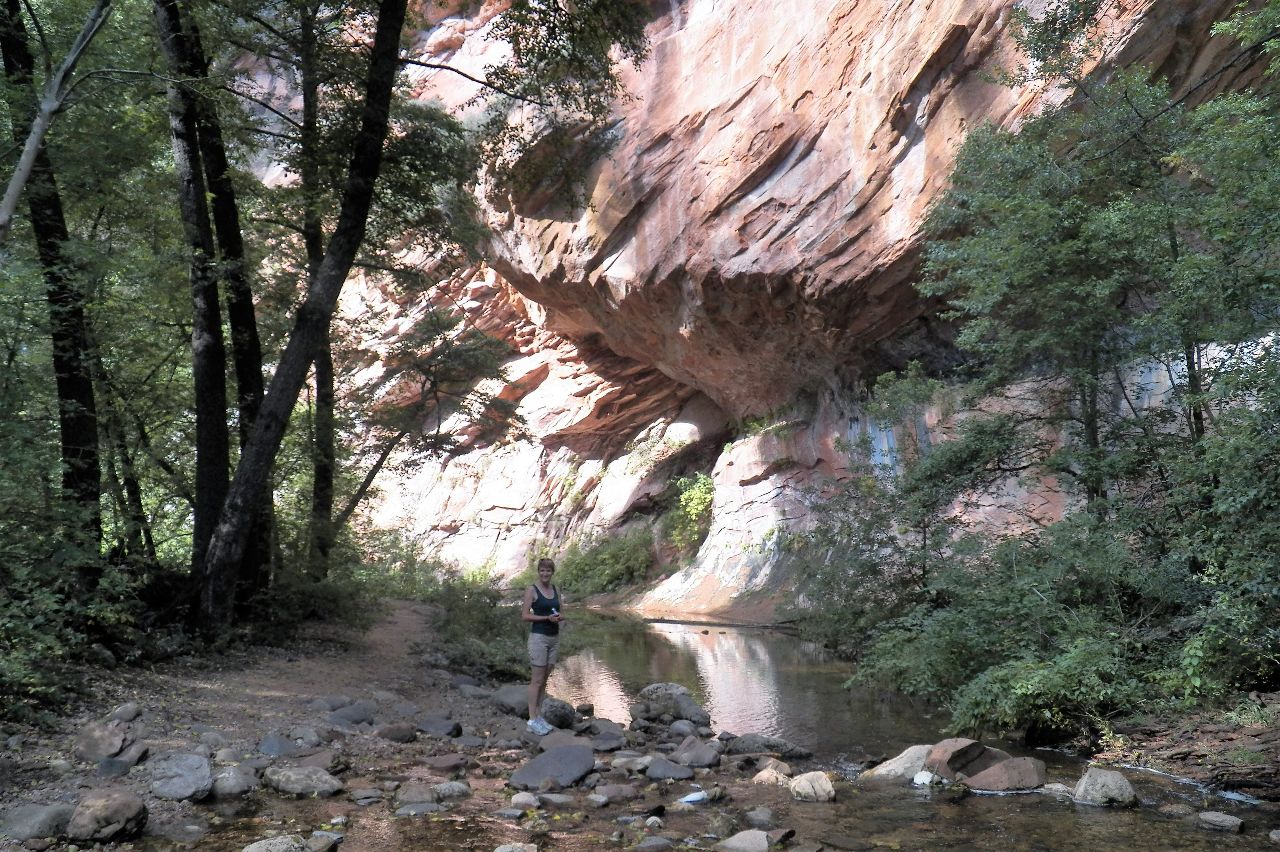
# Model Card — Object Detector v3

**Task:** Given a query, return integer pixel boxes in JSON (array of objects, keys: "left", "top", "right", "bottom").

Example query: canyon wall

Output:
[{"left": 366, "top": 0, "right": 1256, "bottom": 619}]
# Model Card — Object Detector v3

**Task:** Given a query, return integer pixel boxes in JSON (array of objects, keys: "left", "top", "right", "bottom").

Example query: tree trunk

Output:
[
  {"left": 175, "top": 4, "right": 275, "bottom": 602},
  {"left": 197, "top": 0, "right": 408, "bottom": 631},
  {"left": 1, "top": 0, "right": 103, "bottom": 586},
  {"left": 308, "top": 336, "right": 336, "bottom": 580},
  {"left": 152, "top": 0, "right": 230, "bottom": 588}
]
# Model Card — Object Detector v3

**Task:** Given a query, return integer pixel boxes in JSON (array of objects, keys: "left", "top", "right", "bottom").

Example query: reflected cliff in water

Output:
[{"left": 547, "top": 613, "right": 944, "bottom": 762}]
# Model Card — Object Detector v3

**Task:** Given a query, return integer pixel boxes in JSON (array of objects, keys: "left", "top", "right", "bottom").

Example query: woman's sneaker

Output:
[{"left": 527, "top": 717, "right": 552, "bottom": 735}]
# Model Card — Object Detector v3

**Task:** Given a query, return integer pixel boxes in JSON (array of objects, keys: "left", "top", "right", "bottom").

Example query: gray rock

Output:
[
  {"left": 494, "top": 844, "right": 538, "bottom": 852},
  {"left": 212, "top": 764, "right": 260, "bottom": 798},
  {"left": 328, "top": 700, "right": 375, "bottom": 725},
  {"left": 723, "top": 732, "right": 811, "bottom": 759},
  {"left": 493, "top": 807, "right": 526, "bottom": 819},
  {"left": 670, "top": 719, "right": 699, "bottom": 738},
  {"left": 434, "top": 780, "right": 472, "bottom": 799},
  {"left": 390, "top": 701, "right": 420, "bottom": 718},
  {"left": 287, "top": 726, "right": 321, "bottom": 748},
  {"left": 860, "top": 744, "right": 931, "bottom": 782},
  {"left": 313, "top": 695, "right": 352, "bottom": 711},
  {"left": 510, "top": 791, "right": 539, "bottom": 808},
  {"left": 645, "top": 755, "right": 694, "bottom": 781},
  {"left": 1268, "top": 828, "right": 1280, "bottom": 844},
  {"left": 350, "top": 788, "right": 383, "bottom": 806},
  {"left": 108, "top": 702, "right": 142, "bottom": 723},
  {"left": 509, "top": 744, "right": 595, "bottom": 790},
  {"left": 491, "top": 684, "right": 531, "bottom": 717},
  {"left": 308, "top": 830, "right": 343, "bottom": 852},
  {"left": 673, "top": 736, "right": 721, "bottom": 768},
  {"left": 242, "top": 835, "right": 308, "bottom": 852},
  {"left": 456, "top": 684, "right": 491, "bottom": 699},
  {"left": 715, "top": 829, "right": 770, "bottom": 852},
  {"left": 594, "top": 783, "right": 640, "bottom": 802},
  {"left": 791, "top": 771, "right": 835, "bottom": 802},
  {"left": 65, "top": 789, "right": 147, "bottom": 841},
  {"left": 417, "top": 716, "right": 462, "bottom": 738},
  {"left": 374, "top": 722, "right": 416, "bottom": 743},
  {"left": 538, "top": 792, "right": 574, "bottom": 809},
  {"left": 0, "top": 803, "right": 75, "bottom": 841},
  {"left": 635, "top": 837, "right": 675, "bottom": 851},
  {"left": 395, "top": 802, "right": 446, "bottom": 816},
  {"left": 258, "top": 733, "right": 299, "bottom": 757},
  {"left": 633, "top": 683, "right": 711, "bottom": 727},
  {"left": 541, "top": 697, "right": 575, "bottom": 729},
  {"left": 744, "top": 807, "right": 772, "bottom": 828},
  {"left": 1073, "top": 767, "right": 1137, "bottom": 807},
  {"left": 1197, "top": 811, "right": 1243, "bottom": 832},
  {"left": 592, "top": 731, "right": 628, "bottom": 751},
  {"left": 73, "top": 719, "right": 130, "bottom": 762},
  {"left": 393, "top": 782, "right": 440, "bottom": 807},
  {"left": 264, "top": 765, "right": 344, "bottom": 797},
  {"left": 149, "top": 752, "right": 213, "bottom": 801}
]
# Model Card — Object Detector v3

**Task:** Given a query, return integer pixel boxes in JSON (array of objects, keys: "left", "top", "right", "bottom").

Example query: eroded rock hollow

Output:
[{"left": 369, "top": 0, "right": 1252, "bottom": 617}]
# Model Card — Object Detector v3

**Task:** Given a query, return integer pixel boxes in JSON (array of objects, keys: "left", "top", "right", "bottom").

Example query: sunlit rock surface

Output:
[{"left": 368, "top": 0, "right": 1254, "bottom": 616}]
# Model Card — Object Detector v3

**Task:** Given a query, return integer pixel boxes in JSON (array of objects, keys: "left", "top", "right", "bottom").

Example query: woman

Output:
[{"left": 522, "top": 557, "right": 564, "bottom": 735}]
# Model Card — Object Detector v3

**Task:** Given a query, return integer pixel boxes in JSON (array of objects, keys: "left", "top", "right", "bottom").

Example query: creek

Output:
[{"left": 549, "top": 612, "right": 1273, "bottom": 850}]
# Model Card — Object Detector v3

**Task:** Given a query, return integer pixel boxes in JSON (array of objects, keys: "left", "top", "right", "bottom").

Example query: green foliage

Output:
[
  {"left": 557, "top": 528, "right": 654, "bottom": 595},
  {"left": 661, "top": 473, "right": 714, "bottom": 556},
  {"left": 795, "top": 45, "right": 1280, "bottom": 737}
]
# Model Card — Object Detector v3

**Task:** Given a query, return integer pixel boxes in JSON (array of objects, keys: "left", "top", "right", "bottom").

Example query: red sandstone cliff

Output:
[{"left": 362, "top": 0, "right": 1257, "bottom": 618}]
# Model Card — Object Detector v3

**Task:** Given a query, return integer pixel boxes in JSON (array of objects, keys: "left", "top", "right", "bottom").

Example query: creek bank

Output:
[{"left": 1, "top": 601, "right": 1277, "bottom": 850}]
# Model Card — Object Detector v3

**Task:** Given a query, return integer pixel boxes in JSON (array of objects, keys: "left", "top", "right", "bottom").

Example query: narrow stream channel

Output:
[{"left": 549, "top": 612, "right": 1276, "bottom": 850}]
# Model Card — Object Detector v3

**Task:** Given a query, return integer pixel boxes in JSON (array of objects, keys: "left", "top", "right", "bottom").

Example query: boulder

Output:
[
  {"left": 257, "top": 733, "right": 299, "bottom": 757},
  {"left": 374, "top": 722, "right": 417, "bottom": 743},
  {"left": 327, "top": 700, "right": 375, "bottom": 725},
  {"left": 723, "top": 732, "right": 811, "bottom": 759},
  {"left": 417, "top": 716, "right": 462, "bottom": 738},
  {"left": 73, "top": 719, "right": 130, "bottom": 763},
  {"left": 594, "top": 783, "right": 640, "bottom": 803},
  {"left": 672, "top": 735, "right": 721, "bottom": 768},
  {"left": 423, "top": 753, "right": 470, "bottom": 772},
  {"left": 212, "top": 764, "right": 260, "bottom": 798},
  {"left": 509, "top": 744, "right": 595, "bottom": 790},
  {"left": 633, "top": 683, "right": 711, "bottom": 726},
  {"left": 924, "top": 738, "right": 1009, "bottom": 781},
  {"left": 433, "top": 780, "right": 472, "bottom": 800},
  {"left": 752, "top": 768, "right": 790, "bottom": 785},
  {"left": 393, "top": 783, "right": 440, "bottom": 807},
  {"left": 263, "top": 765, "right": 344, "bottom": 797},
  {"left": 1197, "top": 811, "right": 1243, "bottom": 832},
  {"left": 860, "top": 744, "right": 931, "bottom": 782},
  {"left": 1072, "top": 767, "right": 1137, "bottom": 807},
  {"left": 542, "top": 697, "right": 576, "bottom": 729},
  {"left": 645, "top": 755, "right": 695, "bottom": 781},
  {"left": 65, "top": 790, "right": 147, "bottom": 841},
  {"left": 0, "top": 803, "right": 75, "bottom": 841},
  {"left": 790, "top": 770, "right": 835, "bottom": 802},
  {"left": 964, "top": 757, "right": 1046, "bottom": 792},
  {"left": 242, "top": 835, "right": 308, "bottom": 852},
  {"left": 491, "top": 684, "right": 531, "bottom": 717},
  {"left": 715, "top": 829, "right": 771, "bottom": 852},
  {"left": 395, "top": 802, "right": 446, "bottom": 816},
  {"left": 149, "top": 752, "right": 213, "bottom": 801}
]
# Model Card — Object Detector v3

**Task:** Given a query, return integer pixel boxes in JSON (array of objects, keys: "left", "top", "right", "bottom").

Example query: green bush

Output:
[
  {"left": 661, "top": 473, "right": 714, "bottom": 556},
  {"left": 556, "top": 529, "right": 654, "bottom": 596}
]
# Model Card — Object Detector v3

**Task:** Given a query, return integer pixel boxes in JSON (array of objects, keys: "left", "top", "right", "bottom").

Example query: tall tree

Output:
[{"left": 1, "top": 0, "right": 104, "bottom": 581}]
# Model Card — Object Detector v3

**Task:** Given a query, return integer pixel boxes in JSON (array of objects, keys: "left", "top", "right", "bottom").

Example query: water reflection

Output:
[{"left": 549, "top": 614, "right": 945, "bottom": 761}]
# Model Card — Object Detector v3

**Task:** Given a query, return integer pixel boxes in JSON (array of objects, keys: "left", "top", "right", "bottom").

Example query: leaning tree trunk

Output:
[
  {"left": 196, "top": 0, "right": 409, "bottom": 631},
  {"left": 0, "top": 0, "right": 103, "bottom": 589},
  {"left": 152, "top": 0, "right": 230, "bottom": 590},
  {"left": 177, "top": 5, "right": 276, "bottom": 602},
  {"left": 307, "top": 335, "right": 336, "bottom": 580}
]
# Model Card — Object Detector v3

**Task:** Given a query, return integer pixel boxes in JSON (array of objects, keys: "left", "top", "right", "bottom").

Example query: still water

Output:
[{"left": 548, "top": 613, "right": 1277, "bottom": 850}]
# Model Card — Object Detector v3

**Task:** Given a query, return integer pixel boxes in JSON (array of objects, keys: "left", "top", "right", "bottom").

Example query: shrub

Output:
[
  {"left": 556, "top": 529, "right": 654, "bottom": 596},
  {"left": 661, "top": 473, "right": 714, "bottom": 556}
]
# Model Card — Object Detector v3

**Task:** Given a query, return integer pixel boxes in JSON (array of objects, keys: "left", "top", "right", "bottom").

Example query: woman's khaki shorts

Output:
[{"left": 528, "top": 632, "right": 560, "bottom": 667}]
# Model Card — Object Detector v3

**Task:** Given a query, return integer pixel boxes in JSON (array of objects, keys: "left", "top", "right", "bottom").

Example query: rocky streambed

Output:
[{"left": 1, "top": 602, "right": 1278, "bottom": 851}]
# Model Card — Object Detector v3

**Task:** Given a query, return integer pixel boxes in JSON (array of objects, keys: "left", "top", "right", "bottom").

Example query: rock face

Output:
[{"left": 370, "top": 0, "right": 1257, "bottom": 614}]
